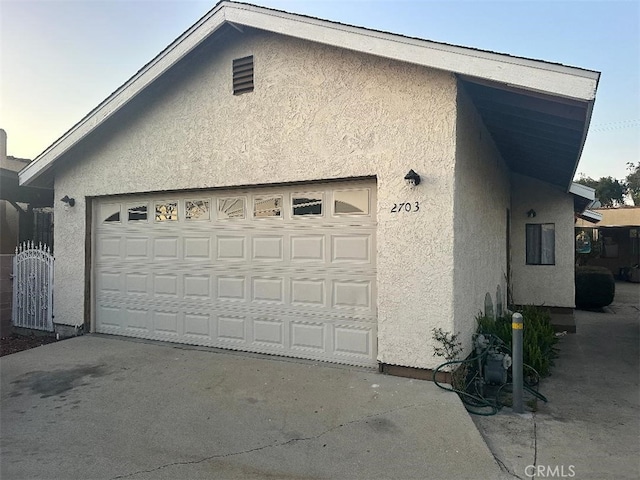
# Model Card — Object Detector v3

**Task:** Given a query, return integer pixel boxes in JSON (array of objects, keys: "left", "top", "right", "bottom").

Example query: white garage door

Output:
[{"left": 94, "top": 181, "right": 377, "bottom": 366}]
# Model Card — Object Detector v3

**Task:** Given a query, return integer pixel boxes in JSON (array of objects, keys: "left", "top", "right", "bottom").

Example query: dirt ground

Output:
[{"left": 0, "top": 333, "right": 57, "bottom": 357}]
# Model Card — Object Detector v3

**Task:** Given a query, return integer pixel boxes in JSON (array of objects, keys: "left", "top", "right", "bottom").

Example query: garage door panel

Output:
[
  {"left": 184, "top": 312, "right": 212, "bottom": 338},
  {"left": 290, "top": 278, "right": 325, "bottom": 307},
  {"left": 97, "top": 271, "right": 122, "bottom": 294},
  {"left": 331, "top": 235, "right": 372, "bottom": 263},
  {"left": 99, "top": 237, "right": 121, "bottom": 259},
  {"left": 184, "top": 237, "right": 211, "bottom": 259},
  {"left": 217, "top": 236, "right": 246, "bottom": 260},
  {"left": 125, "top": 307, "right": 150, "bottom": 332},
  {"left": 95, "top": 181, "right": 377, "bottom": 367},
  {"left": 184, "top": 275, "right": 211, "bottom": 298},
  {"left": 333, "top": 325, "right": 372, "bottom": 357},
  {"left": 97, "top": 305, "right": 123, "bottom": 329},
  {"left": 290, "top": 321, "right": 326, "bottom": 352},
  {"left": 125, "top": 273, "right": 148, "bottom": 295},
  {"left": 252, "top": 277, "right": 284, "bottom": 304},
  {"left": 154, "top": 237, "right": 179, "bottom": 259},
  {"left": 125, "top": 237, "right": 149, "bottom": 259},
  {"left": 253, "top": 319, "right": 285, "bottom": 347},
  {"left": 332, "top": 280, "right": 372, "bottom": 310},
  {"left": 290, "top": 235, "right": 325, "bottom": 262},
  {"left": 153, "top": 274, "right": 179, "bottom": 297},
  {"left": 217, "top": 276, "right": 246, "bottom": 301},
  {"left": 218, "top": 315, "right": 247, "bottom": 343},
  {"left": 152, "top": 310, "right": 180, "bottom": 335},
  {"left": 252, "top": 236, "right": 284, "bottom": 261}
]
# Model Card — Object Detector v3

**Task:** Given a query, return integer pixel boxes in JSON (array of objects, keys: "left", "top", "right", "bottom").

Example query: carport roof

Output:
[{"left": 19, "top": 1, "right": 600, "bottom": 190}]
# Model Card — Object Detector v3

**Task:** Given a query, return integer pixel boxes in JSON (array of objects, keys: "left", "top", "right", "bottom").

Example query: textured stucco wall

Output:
[
  {"left": 511, "top": 173, "right": 575, "bottom": 307},
  {"left": 452, "top": 84, "right": 510, "bottom": 356},
  {"left": 53, "top": 28, "right": 458, "bottom": 368}
]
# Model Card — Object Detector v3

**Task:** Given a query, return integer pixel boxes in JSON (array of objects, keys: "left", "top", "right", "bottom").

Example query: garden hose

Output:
[{"left": 433, "top": 333, "right": 548, "bottom": 415}]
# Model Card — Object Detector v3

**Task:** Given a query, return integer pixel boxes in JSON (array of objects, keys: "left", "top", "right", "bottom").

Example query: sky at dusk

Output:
[{"left": 1, "top": 0, "right": 638, "bottom": 181}]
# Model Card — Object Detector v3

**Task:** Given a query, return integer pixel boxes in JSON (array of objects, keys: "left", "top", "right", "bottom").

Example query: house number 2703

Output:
[{"left": 390, "top": 202, "right": 420, "bottom": 213}]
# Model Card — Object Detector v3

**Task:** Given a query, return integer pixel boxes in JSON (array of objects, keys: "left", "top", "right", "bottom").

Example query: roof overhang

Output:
[
  {"left": 19, "top": 0, "right": 600, "bottom": 188},
  {"left": 576, "top": 210, "right": 603, "bottom": 224},
  {"left": 570, "top": 182, "right": 597, "bottom": 211},
  {"left": 570, "top": 182, "right": 601, "bottom": 224},
  {"left": 460, "top": 78, "right": 596, "bottom": 190},
  {"left": 0, "top": 168, "right": 53, "bottom": 207}
]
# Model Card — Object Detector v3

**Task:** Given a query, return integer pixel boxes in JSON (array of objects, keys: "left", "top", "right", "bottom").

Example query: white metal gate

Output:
[{"left": 12, "top": 242, "right": 54, "bottom": 332}]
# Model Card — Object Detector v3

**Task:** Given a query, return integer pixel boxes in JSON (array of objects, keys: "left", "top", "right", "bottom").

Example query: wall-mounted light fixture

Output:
[
  {"left": 60, "top": 195, "right": 75, "bottom": 208},
  {"left": 404, "top": 169, "right": 421, "bottom": 187},
  {"left": 527, "top": 209, "right": 536, "bottom": 218}
]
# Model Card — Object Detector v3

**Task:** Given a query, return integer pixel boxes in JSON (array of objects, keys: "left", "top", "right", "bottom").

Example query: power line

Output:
[{"left": 590, "top": 119, "right": 640, "bottom": 132}]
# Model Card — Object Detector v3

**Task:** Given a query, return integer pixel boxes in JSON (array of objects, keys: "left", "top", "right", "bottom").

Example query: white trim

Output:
[
  {"left": 19, "top": 5, "right": 228, "bottom": 186},
  {"left": 225, "top": 4, "right": 599, "bottom": 99},
  {"left": 576, "top": 210, "right": 603, "bottom": 224},
  {"left": 19, "top": 1, "right": 600, "bottom": 186},
  {"left": 569, "top": 182, "right": 596, "bottom": 201}
]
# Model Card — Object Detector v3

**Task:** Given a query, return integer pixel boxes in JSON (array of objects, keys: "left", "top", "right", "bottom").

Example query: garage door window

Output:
[
  {"left": 254, "top": 196, "right": 282, "bottom": 218},
  {"left": 334, "top": 189, "right": 369, "bottom": 215},
  {"left": 127, "top": 204, "right": 148, "bottom": 222},
  {"left": 186, "top": 200, "right": 210, "bottom": 220},
  {"left": 293, "top": 193, "right": 323, "bottom": 216},
  {"left": 155, "top": 202, "right": 178, "bottom": 222},
  {"left": 101, "top": 203, "right": 121, "bottom": 223},
  {"left": 218, "top": 197, "right": 245, "bottom": 220}
]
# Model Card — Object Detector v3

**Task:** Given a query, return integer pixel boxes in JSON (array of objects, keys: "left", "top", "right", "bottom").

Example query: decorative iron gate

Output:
[{"left": 12, "top": 242, "right": 54, "bottom": 332}]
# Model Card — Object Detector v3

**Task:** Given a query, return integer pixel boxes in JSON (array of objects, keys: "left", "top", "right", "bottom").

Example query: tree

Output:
[
  {"left": 575, "top": 175, "right": 627, "bottom": 207},
  {"left": 625, "top": 162, "right": 640, "bottom": 206}
]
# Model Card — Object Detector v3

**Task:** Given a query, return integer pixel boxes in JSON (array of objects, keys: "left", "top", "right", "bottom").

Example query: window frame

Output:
[
  {"left": 292, "top": 192, "right": 324, "bottom": 218},
  {"left": 332, "top": 188, "right": 370, "bottom": 216},
  {"left": 525, "top": 223, "right": 556, "bottom": 266}
]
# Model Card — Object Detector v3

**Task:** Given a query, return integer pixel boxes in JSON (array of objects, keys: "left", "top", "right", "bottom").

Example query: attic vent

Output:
[{"left": 233, "top": 55, "right": 254, "bottom": 95}]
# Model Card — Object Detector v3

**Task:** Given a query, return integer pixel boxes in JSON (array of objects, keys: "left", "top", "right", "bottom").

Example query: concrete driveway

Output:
[{"left": 0, "top": 335, "right": 507, "bottom": 480}]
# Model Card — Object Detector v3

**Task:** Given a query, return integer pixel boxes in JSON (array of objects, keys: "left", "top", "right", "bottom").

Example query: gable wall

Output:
[
  {"left": 511, "top": 174, "right": 575, "bottom": 307},
  {"left": 54, "top": 28, "right": 459, "bottom": 368},
  {"left": 453, "top": 83, "right": 511, "bottom": 355}
]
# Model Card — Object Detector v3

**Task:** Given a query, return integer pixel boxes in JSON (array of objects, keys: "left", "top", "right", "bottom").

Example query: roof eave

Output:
[
  {"left": 19, "top": 0, "right": 600, "bottom": 186},
  {"left": 19, "top": 2, "right": 229, "bottom": 186},
  {"left": 569, "top": 182, "right": 596, "bottom": 201},
  {"left": 576, "top": 210, "right": 603, "bottom": 224}
]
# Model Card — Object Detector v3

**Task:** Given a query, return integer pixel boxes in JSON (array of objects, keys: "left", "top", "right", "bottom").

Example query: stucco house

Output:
[{"left": 19, "top": 2, "right": 599, "bottom": 372}]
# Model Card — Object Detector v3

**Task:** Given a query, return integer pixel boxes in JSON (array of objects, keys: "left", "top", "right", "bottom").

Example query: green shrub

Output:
[
  {"left": 476, "top": 305, "right": 558, "bottom": 377},
  {"left": 575, "top": 266, "right": 615, "bottom": 309}
]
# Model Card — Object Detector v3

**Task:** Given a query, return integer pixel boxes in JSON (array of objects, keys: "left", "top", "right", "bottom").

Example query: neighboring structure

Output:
[
  {"left": 0, "top": 130, "right": 54, "bottom": 333},
  {"left": 19, "top": 2, "right": 599, "bottom": 371},
  {"left": 576, "top": 206, "right": 640, "bottom": 281}
]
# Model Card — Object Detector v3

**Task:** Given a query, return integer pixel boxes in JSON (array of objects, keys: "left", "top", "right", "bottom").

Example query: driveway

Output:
[{"left": 1, "top": 335, "right": 507, "bottom": 480}]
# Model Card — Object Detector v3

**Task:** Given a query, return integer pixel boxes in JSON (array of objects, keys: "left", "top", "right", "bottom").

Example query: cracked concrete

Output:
[
  {"left": 1, "top": 335, "right": 508, "bottom": 480},
  {"left": 110, "top": 404, "right": 426, "bottom": 480}
]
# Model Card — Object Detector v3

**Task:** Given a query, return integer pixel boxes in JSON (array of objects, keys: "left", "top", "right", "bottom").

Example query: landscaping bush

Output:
[
  {"left": 476, "top": 305, "right": 558, "bottom": 377},
  {"left": 575, "top": 266, "right": 615, "bottom": 309}
]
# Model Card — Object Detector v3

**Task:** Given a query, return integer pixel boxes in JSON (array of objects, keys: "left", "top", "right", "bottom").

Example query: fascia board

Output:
[
  {"left": 20, "top": 0, "right": 600, "bottom": 185},
  {"left": 577, "top": 210, "right": 603, "bottom": 223},
  {"left": 224, "top": 4, "right": 599, "bottom": 101},
  {"left": 569, "top": 182, "right": 596, "bottom": 201}
]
